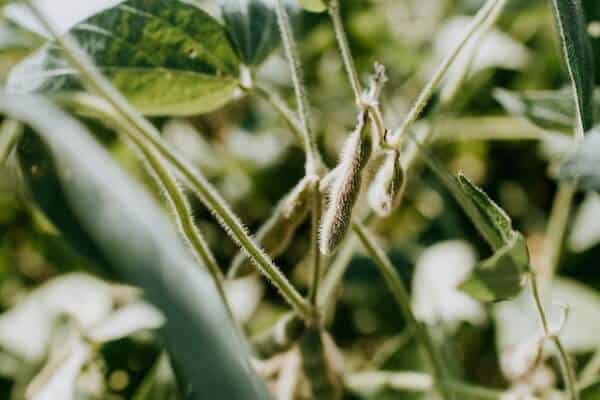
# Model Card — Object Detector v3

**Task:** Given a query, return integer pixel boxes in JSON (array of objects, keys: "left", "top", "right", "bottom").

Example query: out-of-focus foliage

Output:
[{"left": 0, "top": 0, "right": 599, "bottom": 399}]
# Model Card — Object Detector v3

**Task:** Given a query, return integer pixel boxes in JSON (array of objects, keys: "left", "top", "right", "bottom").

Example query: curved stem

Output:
[
  {"left": 530, "top": 273, "right": 579, "bottom": 400},
  {"left": 274, "top": 0, "right": 319, "bottom": 175},
  {"left": 308, "top": 182, "right": 323, "bottom": 308},
  {"left": 29, "top": 1, "right": 312, "bottom": 321},
  {"left": 352, "top": 222, "right": 454, "bottom": 400},
  {"left": 328, "top": 0, "right": 362, "bottom": 104},
  {"left": 388, "top": 0, "right": 501, "bottom": 148}
]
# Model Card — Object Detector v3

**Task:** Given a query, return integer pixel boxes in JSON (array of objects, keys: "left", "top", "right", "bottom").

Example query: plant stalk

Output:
[
  {"left": 388, "top": 0, "right": 501, "bottom": 148},
  {"left": 308, "top": 181, "right": 323, "bottom": 308},
  {"left": 29, "top": 1, "right": 311, "bottom": 320},
  {"left": 274, "top": 0, "right": 319, "bottom": 175},
  {"left": 529, "top": 273, "right": 579, "bottom": 400},
  {"left": 352, "top": 222, "right": 454, "bottom": 400}
]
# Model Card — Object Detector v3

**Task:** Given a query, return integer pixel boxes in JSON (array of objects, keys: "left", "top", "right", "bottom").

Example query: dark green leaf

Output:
[
  {"left": 582, "top": 381, "right": 600, "bottom": 400},
  {"left": 221, "top": 0, "right": 280, "bottom": 66},
  {"left": 460, "top": 233, "right": 529, "bottom": 302},
  {"left": 551, "top": 0, "right": 595, "bottom": 132},
  {"left": 5, "top": 94, "right": 269, "bottom": 400},
  {"left": 558, "top": 128, "right": 600, "bottom": 190},
  {"left": 7, "top": 0, "right": 241, "bottom": 116},
  {"left": 454, "top": 174, "right": 529, "bottom": 301}
]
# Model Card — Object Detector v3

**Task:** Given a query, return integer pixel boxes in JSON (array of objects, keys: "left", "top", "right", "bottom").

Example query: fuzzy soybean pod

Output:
[
  {"left": 368, "top": 149, "right": 406, "bottom": 217},
  {"left": 320, "top": 112, "right": 372, "bottom": 255},
  {"left": 228, "top": 175, "right": 315, "bottom": 278}
]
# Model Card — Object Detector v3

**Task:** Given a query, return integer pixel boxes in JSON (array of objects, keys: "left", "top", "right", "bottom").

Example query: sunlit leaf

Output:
[
  {"left": 298, "top": 0, "right": 327, "bottom": 13},
  {"left": 3, "top": 94, "right": 269, "bottom": 399},
  {"left": 558, "top": 128, "right": 600, "bottom": 190},
  {"left": 551, "top": 0, "right": 595, "bottom": 131},
  {"left": 7, "top": 0, "right": 241, "bottom": 116},
  {"left": 221, "top": 0, "right": 280, "bottom": 66},
  {"left": 87, "top": 301, "right": 165, "bottom": 343}
]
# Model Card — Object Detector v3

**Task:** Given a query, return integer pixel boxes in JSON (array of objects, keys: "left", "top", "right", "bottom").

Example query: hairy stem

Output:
[
  {"left": 352, "top": 222, "right": 454, "bottom": 400},
  {"left": 29, "top": 3, "right": 311, "bottom": 320},
  {"left": 0, "top": 119, "right": 22, "bottom": 166},
  {"left": 530, "top": 273, "right": 579, "bottom": 400},
  {"left": 328, "top": 0, "right": 362, "bottom": 104},
  {"left": 308, "top": 182, "right": 323, "bottom": 307},
  {"left": 274, "top": 0, "right": 319, "bottom": 175},
  {"left": 388, "top": 0, "right": 501, "bottom": 148}
]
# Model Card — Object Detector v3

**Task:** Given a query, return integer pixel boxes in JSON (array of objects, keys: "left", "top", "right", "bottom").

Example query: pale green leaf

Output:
[
  {"left": 298, "top": 0, "right": 327, "bottom": 13},
  {"left": 4, "top": 94, "right": 269, "bottom": 399},
  {"left": 551, "top": 0, "right": 596, "bottom": 132},
  {"left": 7, "top": 0, "right": 241, "bottom": 116}
]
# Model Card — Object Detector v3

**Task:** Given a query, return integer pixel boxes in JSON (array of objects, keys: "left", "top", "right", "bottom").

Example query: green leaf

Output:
[
  {"left": 459, "top": 233, "right": 529, "bottom": 302},
  {"left": 221, "top": 0, "right": 280, "bottom": 66},
  {"left": 582, "top": 381, "right": 600, "bottom": 400},
  {"left": 558, "top": 128, "right": 600, "bottom": 190},
  {"left": 493, "top": 87, "right": 600, "bottom": 132},
  {"left": 4, "top": 94, "right": 269, "bottom": 400},
  {"left": 299, "top": 0, "right": 327, "bottom": 13},
  {"left": 551, "top": 0, "right": 596, "bottom": 132},
  {"left": 7, "top": 0, "right": 241, "bottom": 116}
]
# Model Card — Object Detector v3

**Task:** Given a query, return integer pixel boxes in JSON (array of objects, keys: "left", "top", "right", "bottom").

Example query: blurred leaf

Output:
[
  {"left": 558, "top": 128, "right": 600, "bottom": 190},
  {"left": 132, "top": 353, "right": 179, "bottom": 400},
  {"left": 494, "top": 278, "right": 600, "bottom": 354},
  {"left": 221, "top": 0, "right": 280, "bottom": 66},
  {"left": 493, "top": 87, "right": 600, "bottom": 132},
  {"left": 298, "top": 0, "right": 327, "bottom": 13},
  {"left": 3, "top": 94, "right": 269, "bottom": 399},
  {"left": 87, "top": 301, "right": 165, "bottom": 343},
  {"left": 569, "top": 192, "right": 600, "bottom": 252},
  {"left": 582, "top": 381, "right": 600, "bottom": 400},
  {"left": 551, "top": 0, "right": 595, "bottom": 131},
  {"left": 7, "top": 0, "right": 241, "bottom": 116}
]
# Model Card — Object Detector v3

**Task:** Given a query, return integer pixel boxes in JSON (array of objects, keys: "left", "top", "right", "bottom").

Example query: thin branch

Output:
[
  {"left": 530, "top": 273, "right": 579, "bottom": 400},
  {"left": 252, "top": 84, "right": 305, "bottom": 147},
  {"left": 274, "top": 0, "right": 319, "bottom": 175},
  {"left": 388, "top": 0, "right": 501, "bottom": 148},
  {"left": 0, "top": 119, "right": 23, "bottom": 166},
  {"left": 29, "top": 2, "right": 312, "bottom": 320},
  {"left": 328, "top": 0, "right": 362, "bottom": 104},
  {"left": 352, "top": 222, "right": 454, "bottom": 400}
]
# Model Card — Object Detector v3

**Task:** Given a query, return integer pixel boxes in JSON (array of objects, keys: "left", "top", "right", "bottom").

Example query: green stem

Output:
[
  {"left": 252, "top": 84, "right": 305, "bottom": 148},
  {"left": 579, "top": 347, "right": 600, "bottom": 389},
  {"left": 530, "top": 273, "right": 579, "bottom": 400},
  {"left": 308, "top": 182, "right": 323, "bottom": 308},
  {"left": 328, "top": 0, "right": 363, "bottom": 104},
  {"left": 388, "top": 0, "right": 500, "bottom": 148},
  {"left": 274, "top": 0, "right": 319, "bottom": 175},
  {"left": 102, "top": 111, "right": 233, "bottom": 320},
  {"left": 29, "top": 0, "right": 311, "bottom": 320},
  {"left": 352, "top": 222, "right": 454, "bottom": 400},
  {"left": 541, "top": 182, "right": 576, "bottom": 280},
  {"left": 0, "top": 119, "right": 23, "bottom": 166}
]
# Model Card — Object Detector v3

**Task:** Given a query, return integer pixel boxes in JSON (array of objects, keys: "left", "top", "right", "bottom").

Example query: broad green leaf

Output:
[
  {"left": 551, "top": 0, "right": 595, "bottom": 132},
  {"left": 4, "top": 94, "right": 269, "bottom": 400},
  {"left": 558, "top": 128, "right": 600, "bottom": 190},
  {"left": 221, "top": 0, "right": 279, "bottom": 66},
  {"left": 459, "top": 233, "right": 528, "bottom": 302},
  {"left": 493, "top": 87, "right": 600, "bottom": 132},
  {"left": 299, "top": 0, "right": 327, "bottom": 13},
  {"left": 7, "top": 0, "right": 241, "bottom": 116}
]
